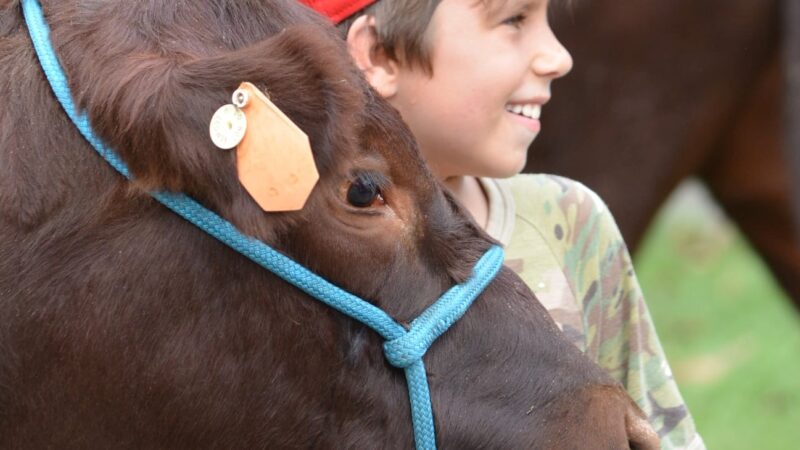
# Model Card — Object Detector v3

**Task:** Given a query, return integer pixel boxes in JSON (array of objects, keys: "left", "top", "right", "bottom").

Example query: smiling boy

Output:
[{"left": 301, "top": 0, "right": 706, "bottom": 448}]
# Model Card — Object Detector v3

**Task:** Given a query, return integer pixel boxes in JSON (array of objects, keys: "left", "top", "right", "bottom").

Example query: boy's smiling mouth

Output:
[
  {"left": 505, "top": 103, "right": 542, "bottom": 120},
  {"left": 505, "top": 102, "right": 543, "bottom": 134}
]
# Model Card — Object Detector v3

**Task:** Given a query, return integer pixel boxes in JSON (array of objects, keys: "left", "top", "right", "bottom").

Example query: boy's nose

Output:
[{"left": 532, "top": 31, "right": 573, "bottom": 80}]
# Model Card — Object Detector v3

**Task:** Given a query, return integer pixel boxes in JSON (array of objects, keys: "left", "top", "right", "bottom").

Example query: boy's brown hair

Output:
[
  {"left": 336, "top": 0, "right": 442, "bottom": 74},
  {"left": 335, "top": 0, "right": 570, "bottom": 75}
]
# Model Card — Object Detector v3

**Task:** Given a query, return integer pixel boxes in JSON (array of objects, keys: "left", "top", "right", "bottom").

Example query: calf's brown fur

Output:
[{"left": 0, "top": 1, "right": 658, "bottom": 448}]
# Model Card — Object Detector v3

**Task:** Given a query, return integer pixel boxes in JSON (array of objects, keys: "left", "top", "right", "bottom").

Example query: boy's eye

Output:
[{"left": 502, "top": 13, "right": 527, "bottom": 28}]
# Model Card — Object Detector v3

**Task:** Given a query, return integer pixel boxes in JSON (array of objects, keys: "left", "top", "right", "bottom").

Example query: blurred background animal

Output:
[{"left": 527, "top": 0, "right": 800, "bottom": 307}]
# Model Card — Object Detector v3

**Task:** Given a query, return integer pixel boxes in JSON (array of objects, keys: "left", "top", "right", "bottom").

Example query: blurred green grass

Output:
[{"left": 634, "top": 180, "right": 800, "bottom": 450}]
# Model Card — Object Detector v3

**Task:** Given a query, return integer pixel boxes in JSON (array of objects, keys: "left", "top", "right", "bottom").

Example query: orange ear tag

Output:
[{"left": 233, "top": 82, "right": 319, "bottom": 212}]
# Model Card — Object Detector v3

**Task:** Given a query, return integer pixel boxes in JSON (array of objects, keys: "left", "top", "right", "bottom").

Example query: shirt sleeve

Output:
[{"left": 555, "top": 177, "right": 705, "bottom": 450}]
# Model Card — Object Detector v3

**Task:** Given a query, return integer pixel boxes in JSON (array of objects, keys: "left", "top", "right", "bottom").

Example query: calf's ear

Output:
[{"left": 83, "top": 26, "right": 365, "bottom": 209}]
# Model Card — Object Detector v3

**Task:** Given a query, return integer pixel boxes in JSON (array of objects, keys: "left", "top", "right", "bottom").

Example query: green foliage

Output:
[{"left": 635, "top": 184, "right": 800, "bottom": 450}]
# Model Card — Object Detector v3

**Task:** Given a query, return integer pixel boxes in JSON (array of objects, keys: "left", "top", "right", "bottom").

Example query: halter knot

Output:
[
  {"left": 383, "top": 325, "right": 436, "bottom": 369},
  {"left": 384, "top": 245, "right": 505, "bottom": 369}
]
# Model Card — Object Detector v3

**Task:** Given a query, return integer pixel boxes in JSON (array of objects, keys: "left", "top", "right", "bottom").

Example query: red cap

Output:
[{"left": 299, "top": 0, "right": 378, "bottom": 24}]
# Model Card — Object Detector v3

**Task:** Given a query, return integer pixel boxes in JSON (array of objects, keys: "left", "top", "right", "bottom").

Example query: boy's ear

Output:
[{"left": 346, "top": 15, "right": 399, "bottom": 99}]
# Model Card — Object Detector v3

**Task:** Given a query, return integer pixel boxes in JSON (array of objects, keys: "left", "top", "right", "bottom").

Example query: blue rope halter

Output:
[{"left": 21, "top": 1, "right": 504, "bottom": 448}]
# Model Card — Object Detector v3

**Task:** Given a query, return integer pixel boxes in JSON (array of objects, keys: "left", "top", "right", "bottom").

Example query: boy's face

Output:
[{"left": 387, "top": 0, "right": 572, "bottom": 180}]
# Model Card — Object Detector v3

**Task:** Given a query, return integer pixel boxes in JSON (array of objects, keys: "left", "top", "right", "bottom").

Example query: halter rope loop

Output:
[{"left": 21, "top": 1, "right": 504, "bottom": 448}]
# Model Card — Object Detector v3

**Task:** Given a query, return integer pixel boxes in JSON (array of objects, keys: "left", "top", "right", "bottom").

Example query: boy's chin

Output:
[
  {"left": 500, "top": 152, "right": 530, "bottom": 177},
  {"left": 483, "top": 159, "right": 528, "bottom": 179}
]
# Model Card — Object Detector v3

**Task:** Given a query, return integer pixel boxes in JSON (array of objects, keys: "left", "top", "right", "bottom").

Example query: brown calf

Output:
[{"left": 0, "top": 1, "right": 658, "bottom": 448}]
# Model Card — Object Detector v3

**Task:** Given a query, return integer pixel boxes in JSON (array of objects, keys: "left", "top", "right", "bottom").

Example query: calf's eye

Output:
[{"left": 347, "top": 175, "right": 385, "bottom": 208}]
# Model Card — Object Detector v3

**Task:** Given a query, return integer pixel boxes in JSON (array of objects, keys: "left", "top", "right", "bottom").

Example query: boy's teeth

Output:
[
  {"left": 506, "top": 103, "right": 541, "bottom": 120},
  {"left": 522, "top": 104, "right": 533, "bottom": 117}
]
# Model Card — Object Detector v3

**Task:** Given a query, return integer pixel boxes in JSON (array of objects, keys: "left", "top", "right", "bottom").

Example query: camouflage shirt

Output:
[{"left": 481, "top": 174, "right": 705, "bottom": 450}]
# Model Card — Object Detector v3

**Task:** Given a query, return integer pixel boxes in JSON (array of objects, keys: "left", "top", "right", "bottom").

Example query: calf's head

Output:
[{"left": 0, "top": 0, "right": 658, "bottom": 448}]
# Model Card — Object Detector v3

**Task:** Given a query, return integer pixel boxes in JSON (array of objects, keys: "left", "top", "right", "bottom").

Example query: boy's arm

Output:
[{"left": 571, "top": 182, "right": 705, "bottom": 450}]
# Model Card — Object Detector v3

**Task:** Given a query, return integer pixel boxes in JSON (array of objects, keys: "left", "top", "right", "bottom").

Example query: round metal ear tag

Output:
[
  {"left": 232, "top": 88, "right": 250, "bottom": 108},
  {"left": 209, "top": 104, "right": 247, "bottom": 150}
]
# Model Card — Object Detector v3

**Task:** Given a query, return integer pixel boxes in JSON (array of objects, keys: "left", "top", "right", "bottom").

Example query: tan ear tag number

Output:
[{"left": 234, "top": 82, "right": 319, "bottom": 212}]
